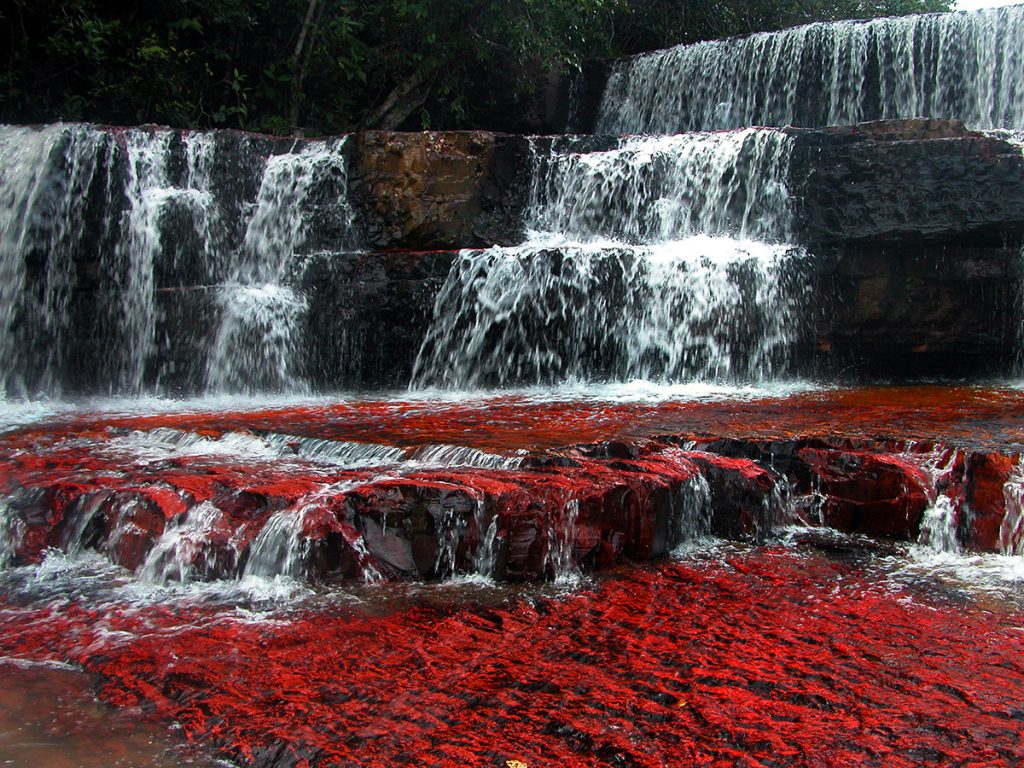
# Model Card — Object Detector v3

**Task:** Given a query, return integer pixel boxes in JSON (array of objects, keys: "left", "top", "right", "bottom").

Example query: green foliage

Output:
[{"left": 0, "top": 0, "right": 953, "bottom": 134}]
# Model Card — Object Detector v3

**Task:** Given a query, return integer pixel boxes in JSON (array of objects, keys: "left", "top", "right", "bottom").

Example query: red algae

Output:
[{"left": 0, "top": 548, "right": 1022, "bottom": 767}]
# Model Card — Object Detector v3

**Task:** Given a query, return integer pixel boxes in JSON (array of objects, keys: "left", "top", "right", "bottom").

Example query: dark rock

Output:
[
  {"left": 812, "top": 242, "right": 1020, "bottom": 378},
  {"left": 684, "top": 454, "right": 780, "bottom": 540},
  {"left": 295, "top": 250, "right": 456, "bottom": 390},
  {"left": 348, "top": 132, "right": 531, "bottom": 250},
  {"left": 561, "top": 60, "right": 614, "bottom": 134},
  {"left": 789, "top": 120, "right": 1024, "bottom": 246}
]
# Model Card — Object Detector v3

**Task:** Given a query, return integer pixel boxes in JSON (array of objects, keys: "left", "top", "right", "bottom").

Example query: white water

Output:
[
  {"left": 528, "top": 131, "right": 794, "bottom": 242},
  {"left": 1000, "top": 455, "right": 1024, "bottom": 555},
  {"left": 415, "top": 237, "right": 802, "bottom": 387},
  {"left": 0, "top": 125, "right": 359, "bottom": 397},
  {"left": 470, "top": 499, "right": 500, "bottom": 580},
  {"left": 899, "top": 444, "right": 965, "bottom": 554},
  {"left": 137, "top": 501, "right": 230, "bottom": 584},
  {"left": 414, "top": 130, "right": 806, "bottom": 388},
  {"left": 0, "top": 125, "right": 105, "bottom": 396},
  {"left": 205, "top": 137, "right": 356, "bottom": 393},
  {"left": 596, "top": 5, "right": 1024, "bottom": 134},
  {"left": 544, "top": 498, "right": 581, "bottom": 585}
]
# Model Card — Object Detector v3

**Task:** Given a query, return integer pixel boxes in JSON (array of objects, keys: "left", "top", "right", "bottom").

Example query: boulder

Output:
[
  {"left": 797, "top": 448, "right": 930, "bottom": 540},
  {"left": 964, "top": 452, "right": 1018, "bottom": 551}
]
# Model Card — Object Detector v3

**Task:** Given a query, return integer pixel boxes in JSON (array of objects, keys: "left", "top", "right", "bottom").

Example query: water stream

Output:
[
  {"left": 414, "top": 130, "right": 807, "bottom": 387},
  {"left": 596, "top": 5, "right": 1024, "bottom": 134},
  {"left": 0, "top": 125, "right": 358, "bottom": 398},
  {"left": 1, "top": 4, "right": 1024, "bottom": 765}
]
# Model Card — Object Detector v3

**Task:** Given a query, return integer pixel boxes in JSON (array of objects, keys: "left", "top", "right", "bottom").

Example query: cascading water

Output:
[
  {"left": 0, "top": 125, "right": 105, "bottom": 396},
  {"left": 206, "top": 137, "right": 355, "bottom": 393},
  {"left": 106, "top": 130, "right": 177, "bottom": 392},
  {"left": 0, "top": 124, "right": 359, "bottom": 397},
  {"left": 905, "top": 444, "right": 963, "bottom": 554},
  {"left": 596, "top": 5, "right": 1024, "bottom": 135},
  {"left": 414, "top": 130, "right": 806, "bottom": 388},
  {"left": 1001, "top": 456, "right": 1024, "bottom": 556}
]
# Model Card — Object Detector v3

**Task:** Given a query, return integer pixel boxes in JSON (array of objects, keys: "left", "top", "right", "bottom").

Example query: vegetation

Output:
[{"left": 1, "top": 0, "right": 952, "bottom": 134}]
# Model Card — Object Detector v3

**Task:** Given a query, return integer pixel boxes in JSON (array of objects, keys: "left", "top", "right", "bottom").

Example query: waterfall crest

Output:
[{"left": 596, "top": 6, "right": 1024, "bottom": 135}]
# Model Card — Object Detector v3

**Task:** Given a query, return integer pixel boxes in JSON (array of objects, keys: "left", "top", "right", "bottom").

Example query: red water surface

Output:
[
  {"left": 11, "top": 385, "right": 1024, "bottom": 452},
  {"left": 1, "top": 548, "right": 1022, "bottom": 767},
  {"left": 3, "top": 386, "right": 1024, "bottom": 766}
]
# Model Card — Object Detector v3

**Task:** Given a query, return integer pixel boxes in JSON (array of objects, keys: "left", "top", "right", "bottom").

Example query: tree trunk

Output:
[
  {"left": 360, "top": 70, "right": 434, "bottom": 131},
  {"left": 289, "top": 0, "right": 321, "bottom": 134}
]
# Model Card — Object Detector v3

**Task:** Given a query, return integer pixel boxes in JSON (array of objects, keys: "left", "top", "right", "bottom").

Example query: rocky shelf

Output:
[{"left": 4, "top": 385, "right": 1022, "bottom": 584}]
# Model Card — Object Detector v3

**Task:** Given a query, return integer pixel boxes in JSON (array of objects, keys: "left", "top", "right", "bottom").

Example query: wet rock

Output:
[
  {"left": 296, "top": 250, "right": 456, "bottom": 389},
  {"left": 964, "top": 452, "right": 1017, "bottom": 551},
  {"left": 342, "top": 478, "right": 481, "bottom": 578},
  {"left": 797, "top": 448, "right": 930, "bottom": 540},
  {"left": 684, "top": 454, "right": 780, "bottom": 540},
  {"left": 790, "top": 120, "right": 1024, "bottom": 246},
  {"left": 97, "top": 493, "right": 168, "bottom": 572},
  {"left": 348, "top": 132, "right": 531, "bottom": 250},
  {"left": 811, "top": 241, "right": 1019, "bottom": 378}
]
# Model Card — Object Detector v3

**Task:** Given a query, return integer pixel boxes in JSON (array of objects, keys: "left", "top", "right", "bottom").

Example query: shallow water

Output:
[
  {"left": 2, "top": 384, "right": 1024, "bottom": 766},
  {"left": 0, "top": 660, "right": 226, "bottom": 768}
]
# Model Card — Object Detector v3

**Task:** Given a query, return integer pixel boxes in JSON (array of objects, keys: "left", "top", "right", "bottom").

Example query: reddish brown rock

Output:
[
  {"left": 97, "top": 492, "right": 168, "bottom": 572},
  {"left": 964, "top": 452, "right": 1017, "bottom": 551},
  {"left": 349, "top": 131, "right": 528, "bottom": 249},
  {"left": 798, "top": 448, "right": 930, "bottom": 539}
]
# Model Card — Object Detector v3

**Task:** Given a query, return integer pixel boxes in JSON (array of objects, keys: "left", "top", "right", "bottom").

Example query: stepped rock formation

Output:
[
  {"left": 3, "top": 7, "right": 1024, "bottom": 767},
  {"left": 3, "top": 386, "right": 1024, "bottom": 587},
  {"left": 2, "top": 119, "right": 1024, "bottom": 394}
]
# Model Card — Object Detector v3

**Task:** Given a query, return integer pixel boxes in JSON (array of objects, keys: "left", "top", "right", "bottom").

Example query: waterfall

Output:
[
  {"left": 0, "top": 124, "right": 359, "bottom": 397},
  {"left": 206, "top": 137, "right": 355, "bottom": 393},
  {"left": 0, "top": 125, "right": 105, "bottom": 396},
  {"left": 907, "top": 445, "right": 964, "bottom": 554},
  {"left": 107, "top": 129, "right": 177, "bottom": 392},
  {"left": 1001, "top": 456, "right": 1024, "bottom": 556},
  {"left": 414, "top": 130, "right": 805, "bottom": 388},
  {"left": 596, "top": 6, "right": 1024, "bottom": 135},
  {"left": 528, "top": 130, "right": 794, "bottom": 243}
]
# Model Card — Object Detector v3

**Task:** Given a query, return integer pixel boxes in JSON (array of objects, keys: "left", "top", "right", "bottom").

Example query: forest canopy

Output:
[{"left": 1, "top": 0, "right": 953, "bottom": 134}]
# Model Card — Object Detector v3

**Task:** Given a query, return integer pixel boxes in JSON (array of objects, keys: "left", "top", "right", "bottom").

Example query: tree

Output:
[{"left": 0, "top": 0, "right": 954, "bottom": 134}]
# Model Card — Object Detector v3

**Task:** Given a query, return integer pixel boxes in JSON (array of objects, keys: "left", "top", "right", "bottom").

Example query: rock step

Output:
[{"left": 2, "top": 427, "right": 1019, "bottom": 583}]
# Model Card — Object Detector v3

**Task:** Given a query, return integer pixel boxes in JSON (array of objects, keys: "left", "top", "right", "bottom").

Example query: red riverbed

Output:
[
  {"left": 11, "top": 384, "right": 1024, "bottom": 452},
  {"left": 2, "top": 385, "right": 1024, "bottom": 766},
  {"left": 1, "top": 547, "right": 1022, "bottom": 767}
]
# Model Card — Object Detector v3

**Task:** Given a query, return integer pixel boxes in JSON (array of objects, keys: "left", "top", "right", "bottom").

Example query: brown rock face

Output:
[
  {"left": 965, "top": 452, "right": 1018, "bottom": 551},
  {"left": 349, "top": 131, "right": 529, "bottom": 249}
]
